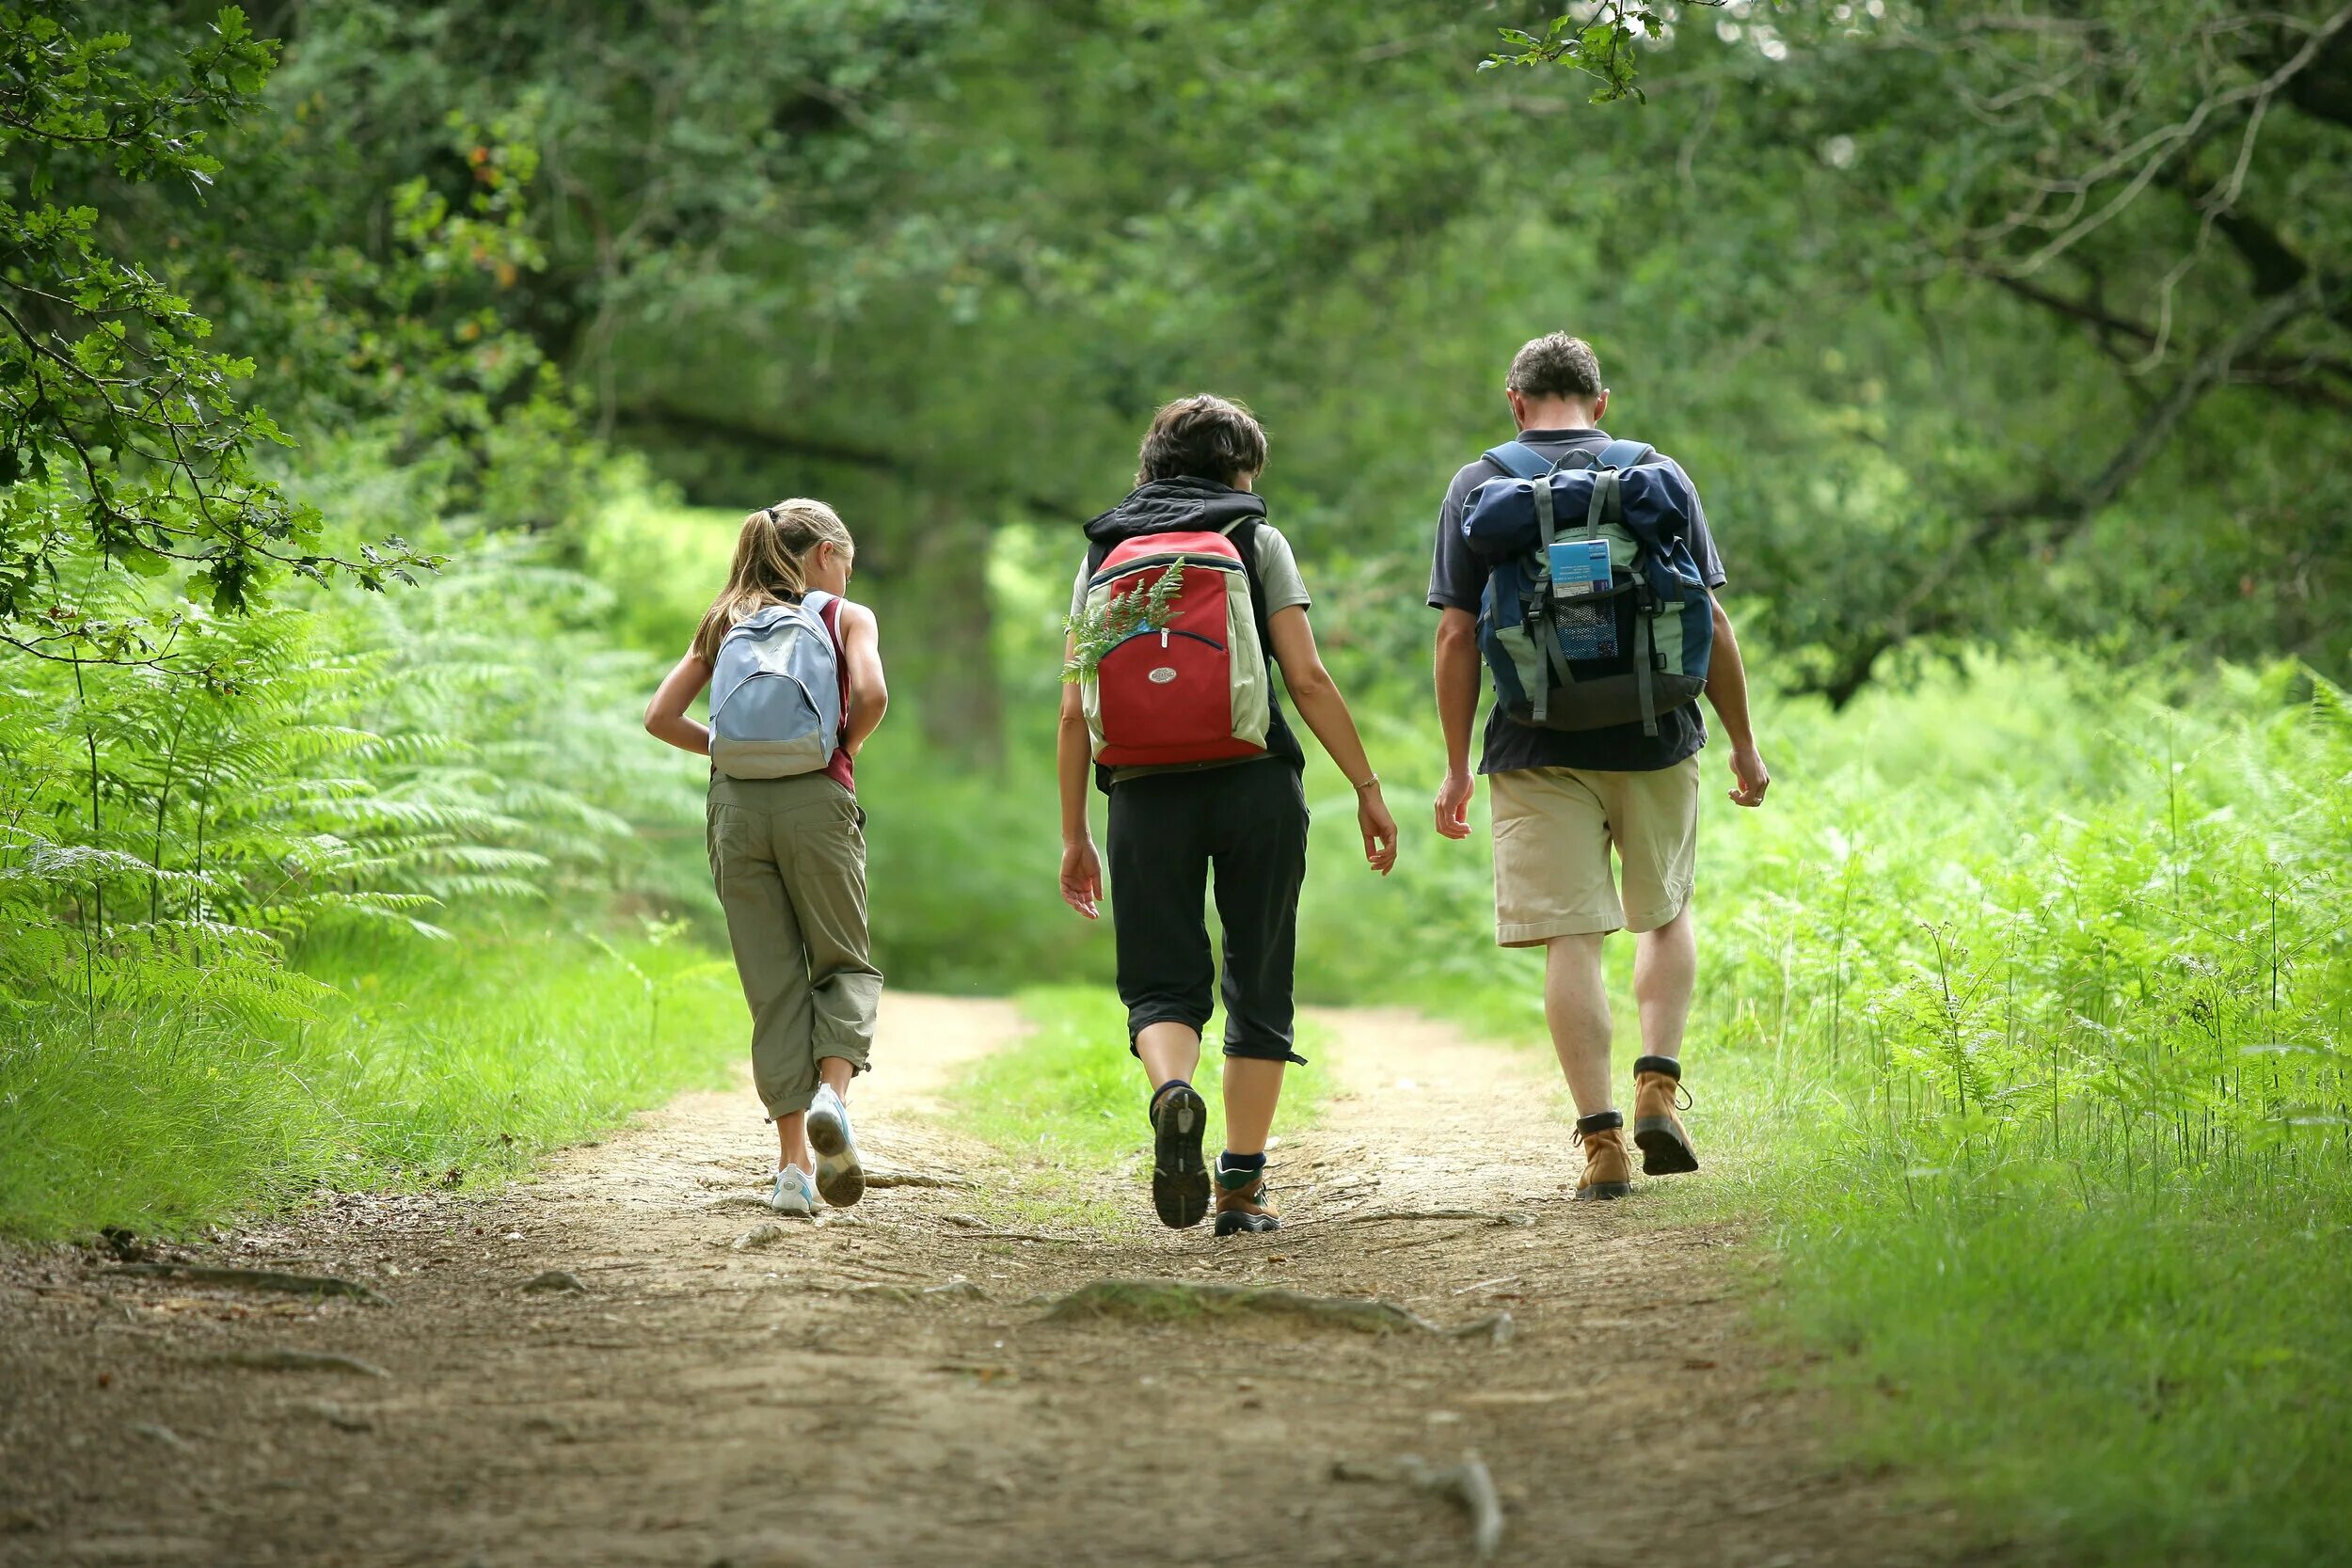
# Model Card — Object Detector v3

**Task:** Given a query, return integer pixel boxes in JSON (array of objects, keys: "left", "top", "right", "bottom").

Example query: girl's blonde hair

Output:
[{"left": 691, "top": 499, "right": 855, "bottom": 663}]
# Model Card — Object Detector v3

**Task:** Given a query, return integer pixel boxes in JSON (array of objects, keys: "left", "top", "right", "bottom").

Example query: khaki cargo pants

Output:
[{"left": 707, "top": 772, "right": 882, "bottom": 1118}]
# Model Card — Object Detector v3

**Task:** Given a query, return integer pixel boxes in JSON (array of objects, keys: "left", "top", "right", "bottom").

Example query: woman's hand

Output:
[
  {"left": 1059, "top": 838, "right": 1104, "bottom": 919},
  {"left": 1359, "top": 786, "right": 1399, "bottom": 876}
]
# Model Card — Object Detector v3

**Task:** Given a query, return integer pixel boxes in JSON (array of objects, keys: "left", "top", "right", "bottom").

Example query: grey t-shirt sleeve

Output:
[
  {"left": 1427, "top": 461, "right": 1493, "bottom": 613},
  {"left": 1250, "top": 524, "right": 1311, "bottom": 615}
]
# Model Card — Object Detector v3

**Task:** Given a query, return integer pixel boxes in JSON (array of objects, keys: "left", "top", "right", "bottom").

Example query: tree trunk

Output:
[{"left": 900, "top": 494, "right": 1004, "bottom": 769}]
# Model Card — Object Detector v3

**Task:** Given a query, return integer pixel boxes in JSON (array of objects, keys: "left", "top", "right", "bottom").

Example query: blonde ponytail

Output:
[{"left": 691, "top": 499, "right": 856, "bottom": 663}]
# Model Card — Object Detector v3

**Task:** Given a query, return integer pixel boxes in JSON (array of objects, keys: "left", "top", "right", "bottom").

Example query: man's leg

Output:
[
  {"left": 1613, "top": 756, "right": 1703, "bottom": 1175},
  {"left": 1631, "top": 902, "right": 1696, "bottom": 1062},
  {"left": 1492, "top": 768, "right": 1633, "bottom": 1199},
  {"left": 1543, "top": 932, "right": 1616, "bottom": 1117}
]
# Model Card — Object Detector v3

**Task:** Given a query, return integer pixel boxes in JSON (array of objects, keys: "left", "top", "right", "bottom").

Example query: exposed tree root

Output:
[
  {"left": 1326, "top": 1210, "right": 1534, "bottom": 1228},
  {"left": 863, "top": 1171, "right": 974, "bottom": 1189},
  {"left": 207, "top": 1348, "right": 391, "bottom": 1379},
  {"left": 1044, "top": 1278, "right": 1510, "bottom": 1340},
  {"left": 1333, "top": 1450, "right": 1506, "bottom": 1560},
  {"left": 103, "top": 1262, "right": 390, "bottom": 1306}
]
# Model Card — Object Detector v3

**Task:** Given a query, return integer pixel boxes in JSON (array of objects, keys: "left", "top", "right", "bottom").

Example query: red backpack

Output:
[{"left": 1076, "top": 528, "right": 1274, "bottom": 768}]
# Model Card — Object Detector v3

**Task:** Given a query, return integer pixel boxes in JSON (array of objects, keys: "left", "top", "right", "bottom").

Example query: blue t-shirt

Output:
[{"left": 1427, "top": 428, "right": 1727, "bottom": 775}]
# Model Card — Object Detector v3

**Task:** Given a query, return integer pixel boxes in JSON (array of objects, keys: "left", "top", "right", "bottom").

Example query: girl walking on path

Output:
[{"left": 645, "top": 500, "right": 889, "bottom": 1216}]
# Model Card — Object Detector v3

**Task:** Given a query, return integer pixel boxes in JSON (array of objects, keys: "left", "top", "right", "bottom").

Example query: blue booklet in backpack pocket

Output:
[
  {"left": 1549, "top": 537, "right": 1611, "bottom": 594},
  {"left": 1547, "top": 537, "right": 1617, "bottom": 660}
]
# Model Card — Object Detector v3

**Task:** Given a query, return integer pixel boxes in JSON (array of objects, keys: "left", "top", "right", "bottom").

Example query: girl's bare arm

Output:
[
  {"left": 837, "top": 602, "right": 889, "bottom": 756},
  {"left": 644, "top": 653, "right": 714, "bottom": 755}
]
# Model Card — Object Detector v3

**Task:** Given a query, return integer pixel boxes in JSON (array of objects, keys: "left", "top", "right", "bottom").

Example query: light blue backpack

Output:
[{"left": 708, "top": 592, "right": 844, "bottom": 779}]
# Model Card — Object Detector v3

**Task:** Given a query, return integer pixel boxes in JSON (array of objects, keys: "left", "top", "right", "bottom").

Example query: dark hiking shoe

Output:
[
  {"left": 1213, "top": 1164, "right": 1279, "bottom": 1237},
  {"left": 1149, "top": 1083, "right": 1210, "bottom": 1229},
  {"left": 1573, "top": 1111, "right": 1632, "bottom": 1202},
  {"left": 1631, "top": 1055, "right": 1699, "bottom": 1177}
]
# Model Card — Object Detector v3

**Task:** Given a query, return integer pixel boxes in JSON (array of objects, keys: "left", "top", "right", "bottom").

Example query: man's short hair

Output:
[
  {"left": 1137, "top": 394, "right": 1269, "bottom": 485},
  {"left": 1506, "top": 333, "right": 1604, "bottom": 402}
]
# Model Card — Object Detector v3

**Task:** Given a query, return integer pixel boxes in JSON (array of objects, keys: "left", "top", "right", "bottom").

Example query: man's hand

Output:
[
  {"left": 1728, "top": 743, "right": 1771, "bottom": 808},
  {"left": 1434, "top": 768, "right": 1475, "bottom": 840},
  {"left": 1358, "top": 787, "right": 1399, "bottom": 875},
  {"left": 1059, "top": 839, "right": 1104, "bottom": 918}
]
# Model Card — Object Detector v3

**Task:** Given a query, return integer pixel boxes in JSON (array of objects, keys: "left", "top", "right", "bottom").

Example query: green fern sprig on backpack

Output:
[{"left": 1061, "top": 562, "right": 1185, "bottom": 684}]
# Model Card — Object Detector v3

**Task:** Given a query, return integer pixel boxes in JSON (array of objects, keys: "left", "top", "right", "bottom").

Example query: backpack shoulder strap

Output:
[
  {"left": 1597, "top": 437, "right": 1655, "bottom": 470},
  {"left": 800, "top": 589, "right": 836, "bottom": 622},
  {"left": 1481, "top": 441, "right": 1553, "bottom": 481}
]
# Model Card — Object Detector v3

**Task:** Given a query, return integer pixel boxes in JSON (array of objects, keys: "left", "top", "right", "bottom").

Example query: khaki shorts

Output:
[{"left": 1489, "top": 755, "right": 1701, "bottom": 945}]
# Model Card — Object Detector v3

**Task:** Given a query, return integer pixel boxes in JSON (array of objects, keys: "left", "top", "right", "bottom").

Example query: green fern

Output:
[{"left": 1061, "top": 562, "right": 1186, "bottom": 685}]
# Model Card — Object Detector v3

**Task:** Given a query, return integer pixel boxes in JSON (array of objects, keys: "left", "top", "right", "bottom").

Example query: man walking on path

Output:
[{"left": 1428, "top": 333, "right": 1770, "bottom": 1199}]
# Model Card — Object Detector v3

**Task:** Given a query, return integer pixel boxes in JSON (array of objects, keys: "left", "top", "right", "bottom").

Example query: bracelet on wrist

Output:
[{"left": 1352, "top": 772, "right": 1381, "bottom": 792}]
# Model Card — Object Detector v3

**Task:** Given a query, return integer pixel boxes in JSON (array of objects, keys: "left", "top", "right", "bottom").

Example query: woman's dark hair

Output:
[{"left": 1136, "top": 394, "right": 1269, "bottom": 485}]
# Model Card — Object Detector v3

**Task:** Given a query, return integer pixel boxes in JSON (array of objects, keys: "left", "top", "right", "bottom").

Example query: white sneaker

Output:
[
  {"left": 807, "top": 1084, "right": 865, "bottom": 1208},
  {"left": 769, "top": 1164, "right": 818, "bottom": 1217}
]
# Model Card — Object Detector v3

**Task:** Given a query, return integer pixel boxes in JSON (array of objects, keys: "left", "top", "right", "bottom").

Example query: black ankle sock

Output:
[
  {"left": 1216, "top": 1149, "right": 1265, "bottom": 1188},
  {"left": 1150, "top": 1078, "right": 1193, "bottom": 1117}
]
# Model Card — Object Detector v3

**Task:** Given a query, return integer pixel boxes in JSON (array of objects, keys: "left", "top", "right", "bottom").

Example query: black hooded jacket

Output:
[{"left": 1080, "top": 477, "right": 1306, "bottom": 790}]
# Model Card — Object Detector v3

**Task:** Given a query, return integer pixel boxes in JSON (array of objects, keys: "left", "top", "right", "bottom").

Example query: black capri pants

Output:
[{"left": 1105, "top": 757, "right": 1310, "bottom": 1065}]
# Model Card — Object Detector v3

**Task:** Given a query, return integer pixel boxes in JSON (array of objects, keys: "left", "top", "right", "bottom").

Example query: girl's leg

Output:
[
  {"left": 816, "top": 1056, "right": 855, "bottom": 1097},
  {"left": 711, "top": 794, "right": 818, "bottom": 1168},
  {"left": 774, "top": 1112, "right": 816, "bottom": 1174}
]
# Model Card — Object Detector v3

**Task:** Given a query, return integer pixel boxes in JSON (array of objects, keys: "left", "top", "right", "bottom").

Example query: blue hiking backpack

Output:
[
  {"left": 1461, "top": 438, "right": 1713, "bottom": 736},
  {"left": 708, "top": 592, "right": 845, "bottom": 779}
]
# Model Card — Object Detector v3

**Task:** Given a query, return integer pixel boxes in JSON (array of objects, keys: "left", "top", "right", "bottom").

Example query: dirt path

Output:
[{"left": 1, "top": 996, "right": 1947, "bottom": 1568}]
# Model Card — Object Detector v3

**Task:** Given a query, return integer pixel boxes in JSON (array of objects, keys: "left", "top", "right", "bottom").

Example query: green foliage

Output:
[
  {"left": 1483, "top": 4, "right": 1751, "bottom": 103},
  {"left": 0, "top": 4, "right": 438, "bottom": 656},
  {"left": 1322, "top": 651, "right": 2351, "bottom": 1564},
  {"left": 0, "top": 528, "right": 704, "bottom": 1031},
  {"left": 0, "top": 923, "right": 740, "bottom": 1239},
  {"left": 1061, "top": 562, "right": 1184, "bottom": 684}
]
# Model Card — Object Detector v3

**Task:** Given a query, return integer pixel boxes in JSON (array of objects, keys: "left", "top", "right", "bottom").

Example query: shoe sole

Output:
[
  {"left": 808, "top": 1106, "right": 864, "bottom": 1208},
  {"left": 1573, "top": 1181, "right": 1633, "bottom": 1202},
  {"left": 1214, "top": 1211, "right": 1280, "bottom": 1237},
  {"left": 1633, "top": 1117, "right": 1700, "bottom": 1177},
  {"left": 1151, "top": 1086, "right": 1210, "bottom": 1229}
]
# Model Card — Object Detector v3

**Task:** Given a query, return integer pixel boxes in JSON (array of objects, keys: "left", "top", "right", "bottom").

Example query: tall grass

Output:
[
  {"left": 1297, "top": 650, "right": 2351, "bottom": 1565},
  {"left": 0, "top": 923, "right": 742, "bottom": 1239},
  {"left": 0, "top": 529, "right": 727, "bottom": 1239}
]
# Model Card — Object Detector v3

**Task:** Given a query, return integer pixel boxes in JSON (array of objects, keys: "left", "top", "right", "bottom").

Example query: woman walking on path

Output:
[
  {"left": 645, "top": 500, "right": 889, "bottom": 1216},
  {"left": 1057, "top": 395, "right": 1398, "bottom": 1236}
]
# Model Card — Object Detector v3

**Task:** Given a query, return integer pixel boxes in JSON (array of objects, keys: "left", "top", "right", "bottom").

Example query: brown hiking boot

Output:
[
  {"left": 1632, "top": 1055, "right": 1699, "bottom": 1176},
  {"left": 1213, "top": 1163, "right": 1279, "bottom": 1236},
  {"left": 1573, "top": 1112, "right": 1632, "bottom": 1201}
]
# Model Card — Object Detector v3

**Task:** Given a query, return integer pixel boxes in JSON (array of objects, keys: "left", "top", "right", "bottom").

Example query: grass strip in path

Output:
[{"left": 942, "top": 986, "right": 1329, "bottom": 1232}]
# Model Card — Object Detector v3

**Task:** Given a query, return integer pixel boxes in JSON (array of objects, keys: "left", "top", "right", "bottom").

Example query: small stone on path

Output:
[{"left": 521, "top": 1270, "right": 588, "bottom": 1294}]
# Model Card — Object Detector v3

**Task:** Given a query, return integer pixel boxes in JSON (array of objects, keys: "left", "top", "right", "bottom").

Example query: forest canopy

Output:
[{"left": 8, "top": 1, "right": 2344, "bottom": 731}]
